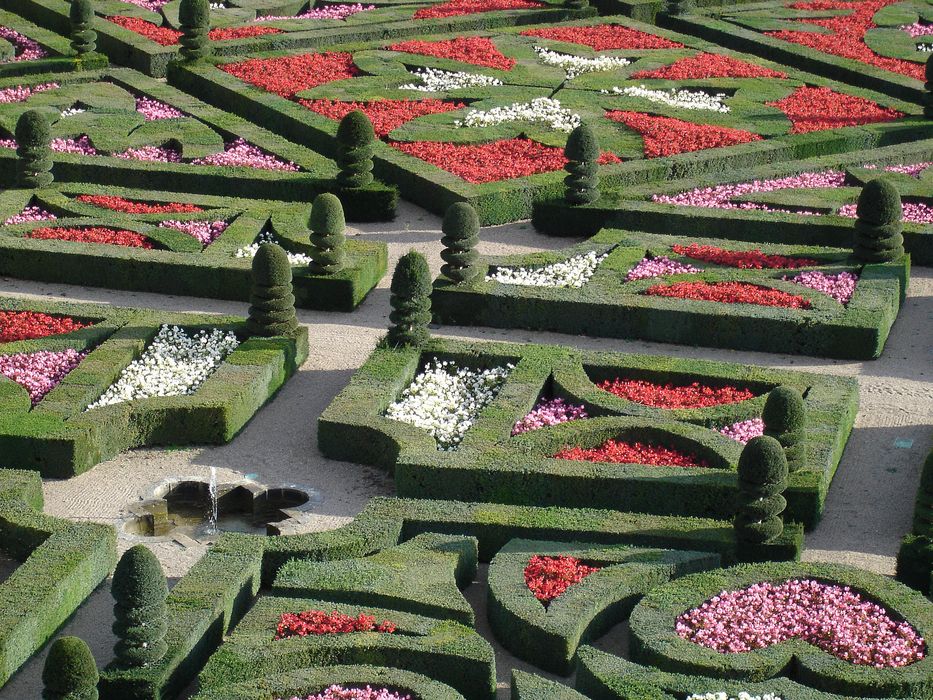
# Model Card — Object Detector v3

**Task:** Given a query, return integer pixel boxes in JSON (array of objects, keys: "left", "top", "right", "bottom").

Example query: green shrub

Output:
[
  {"left": 441, "top": 203, "right": 482, "bottom": 284},
  {"left": 336, "top": 111, "right": 375, "bottom": 189},
  {"left": 735, "top": 436, "right": 787, "bottom": 547},
  {"left": 246, "top": 243, "right": 299, "bottom": 337},
  {"left": 69, "top": 0, "right": 97, "bottom": 54},
  {"left": 925, "top": 54, "right": 933, "bottom": 119},
  {"left": 43, "top": 636, "right": 99, "bottom": 700},
  {"left": 309, "top": 193, "right": 347, "bottom": 275},
  {"left": 762, "top": 386, "right": 807, "bottom": 473},
  {"left": 179, "top": 0, "right": 211, "bottom": 60},
  {"left": 563, "top": 124, "right": 600, "bottom": 205},
  {"left": 564, "top": 0, "right": 589, "bottom": 8},
  {"left": 112, "top": 545, "right": 169, "bottom": 668},
  {"left": 387, "top": 250, "right": 431, "bottom": 347},
  {"left": 854, "top": 178, "right": 905, "bottom": 262},
  {"left": 15, "top": 110, "right": 53, "bottom": 189}
]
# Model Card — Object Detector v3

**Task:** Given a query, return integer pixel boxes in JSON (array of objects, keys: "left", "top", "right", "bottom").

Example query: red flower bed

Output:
[
  {"left": 766, "top": 0, "right": 925, "bottom": 80},
  {"left": 632, "top": 52, "right": 787, "bottom": 79},
  {"left": 524, "top": 555, "right": 601, "bottom": 602},
  {"left": 555, "top": 439, "right": 709, "bottom": 467},
  {"left": 414, "top": 0, "right": 544, "bottom": 19},
  {"left": 671, "top": 244, "right": 818, "bottom": 269},
  {"left": 275, "top": 610, "right": 396, "bottom": 639},
  {"left": 644, "top": 281, "right": 811, "bottom": 309},
  {"left": 766, "top": 86, "right": 903, "bottom": 134},
  {"left": 391, "top": 137, "right": 619, "bottom": 183},
  {"left": 108, "top": 16, "right": 182, "bottom": 45},
  {"left": 208, "top": 25, "right": 282, "bottom": 41},
  {"left": 300, "top": 98, "right": 465, "bottom": 137},
  {"left": 598, "top": 378, "right": 756, "bottom": 409},
  {"left": 388, "top": 37, "right": 515, "bottom": 70},
  {"left": 27, "top": 226, "right": 154, "bottom": 249},
  {"left": 221, "top": 52, "right": 359, "bottom": 98},
  {"left": 606, "top": 111, "right": 761, "bottom": 158},
  {"left": 520, "top": 24, "right": 683, "bottom": 50},
  {"left": 76, "top": 195, "right": 203, "bottom": 215},
  {"left": 0, "top": 311, "right": 89, "bottom": 343}
]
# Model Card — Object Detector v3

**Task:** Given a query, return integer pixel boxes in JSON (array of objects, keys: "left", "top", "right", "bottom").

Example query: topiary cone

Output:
[
  {"left": 308, "top": 193, "right": 346, "bottom": 275},
  {"left": 15, "top": 110, "right": 54, "bottom": 188},
  {"left": 440, "top": 202, "right": 481, "bottom": 284},
  {"left": 762, "top": 385, "right": 807, "bottom": 473},
  {"left": 179, "top": 0, "right": 211, "bottom": 61},
  {"left": 112, "top": 545, "right": 168, "bottom": 668},
  {"left": 247, "top": 242, "right": 299, "bottom": 337},
  {"left": 563, "top": 124, "right": 600, "bottom": 205},
  {"left": 43, "top": 636, "right": 98, "bottom": 700},
  {"left": 735, "top": 435, "right": 788, "bottom": 546},
  {"left": 387, "top": 250, "right": 432, "bottom": 347},
  {"left": 853, "top": 178, "right": 904, "bottom": 263},
  {"left": 70, "top": 0, "right": 97, "bottom": 55},
  {"left": 336, "top": 111, "right": 375, "bottom": 189}
]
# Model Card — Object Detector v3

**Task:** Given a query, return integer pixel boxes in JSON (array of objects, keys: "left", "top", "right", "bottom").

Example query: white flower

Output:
[
  {"left": 454, "top": 97, "right": 580, "bottom": 133},
  {"left": 602, "top": 85, "right": 730, "bottom": 113},
  {"left": 534, "top": 45, "right": 630, "bottom": 79},
  {"left": 399, "top": 67, "right": 503, "bottom": 92},
  {"left": 385, "top": 360, "right": 512, "bottom": 450},
  {"left": 918, "top": 42, "right": 933, "bottom": 52},
  {"left": 234, "top": 231, "right": 313, "bottom": 266},
  {"left": 486, "top": 251, "right": 607, "bottom": 288},
  {"left": 60, "top": 107, "right": 86, "bottom": 118}
]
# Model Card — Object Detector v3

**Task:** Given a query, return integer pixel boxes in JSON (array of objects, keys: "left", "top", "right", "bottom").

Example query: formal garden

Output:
[{"left": 0, "top": 0, "right": 930, "bottom": 697}]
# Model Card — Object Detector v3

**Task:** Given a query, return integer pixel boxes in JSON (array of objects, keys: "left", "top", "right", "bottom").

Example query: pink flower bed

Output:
[
  {"left": 280, "top": 687, "right": 411, "bottom": 700},
  {"left": 4, "top": 206, "right": 56, "bottom": 226},
  {"left": 51, "top": 136, "right": 97, "bottom": 155},
  {"left": 512, "top": 398, "right": 588, "bottom": 435},
  {"left": 719, "top": 418, "right": 764, "bottom": 443},
  {"left": 0, "top": 27, "right": 48, "bottom": 62},
  {"left": 118, "top": 0, "right": 169, "bottom": 10},
  {"left": 0, "top": 82, "right": 58, "bottom": 103},
  {"left": 0, "top": 348, "right": 86, "bottom": 404},
  {"left": 785, "top": 270, "right": 858, "bottom": 304},
  {"left": 159, "top": 220, "right": 228, "bottom": 246},
  {"left": 115, "top": 145, "right": 182, "bottom": 163},
  {"left": 256, "top": 4, "right": 375, "bottom": 21},
  {"left": 676, "top": 578, "right": 926, "bottom": 668},
  {"left": 900, "top": 21, "right": 933, "bottom": 38},
  {"left": 136, "top": 97, "right": 184, "bottom": 120},
  {"left": 625, "top": 256, "right": 702, "bottom": 282},
  {"left": 191, "top": 139, "right": 299, "bottom": 171},
  {"left": 838, "top": 201, "right": 933, "bottom": 224},
  {"left": 652, "top": 170, "right": 847, "bottom": 210}
]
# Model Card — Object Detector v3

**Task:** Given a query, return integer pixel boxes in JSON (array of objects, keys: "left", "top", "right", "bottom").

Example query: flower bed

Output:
[
  {"left": 766, "top": 86, "right": 903, "bottom": 133},
  {"left": 602, "top": 86, "right": 729, "bottom": 113},
  {"left": 282, "top": 686, "right": 412, "bottom": 700},
  {"left": 0, "top": 311, "right": 89, "bottom": 343},
  {"left": 0, "top": 348, "right": 86, "bottom": 404},
  {"left": 159, "top": 220, "right": 228, "bottom": 246},
  {"left": 631, "top": 53, "right": 787, "bottom": 79},
  {"left": 524, "top": 555, "right": 601, "bottom": 602},
  {"left": 388, "top": 37, "right": 516, "bottom": 70},
  {"left": 25, "top": 226, "right": 155, "bottom": 249},
  {"left": 300, "top": 99, "right": 466, "bottom": 138},
  {"left": 255, "top": 4, "right": 375, "bottom": 21},
  {"left": 624, "top": 256, "right": 702, "bottom": 281},
  {"left": 533, "top": 46, "right": 631, "bottom": 78},
  {"left": 75, "top": 195, "right": 203, "bottom": 214},
  {"left": 598, "top": 378, "right": 757, "bottom": 409},
  {"left": 555, "top": 439, "right": 710, "bottom": 467},
  {"left": 512, "top": 398, "right": 588, "bottom": 435},
  {"left": 275, "top": 610, "right": 396, "bottom": 639},
  {"left": 454, "top": 98, "right": 580, "bottom": 133},
  {"left": 671, "top": 244, "right": 817, "bottom": 269},
  {"left": 220, "top": 52, "right": 360, "bottom": 97},
  {"left": 643, "top": 281, "right": 812, "bottom": 309},
  {"left": 520, "top": 23, "right": 683, "bottom": 49},
  {"left": 0, "top": 26, "right": 47, "bottom": 62},
  {"left": 415, "top": 0, "right": 545, "bottom": 19},
  {"left": 606, "top": 112, "right": 762, "bottom": 158},
  {"left": 4, "top": 206, "right": 56, "bottom": 225},
  {"left": 786, "top": 270, "right": 858, "bottom": 304},
  {"left": 486, "top": 251, "right": 607, "bottom": 288},
  {"left": 398, "top": 67, "right": 503, "bottom": 91}
]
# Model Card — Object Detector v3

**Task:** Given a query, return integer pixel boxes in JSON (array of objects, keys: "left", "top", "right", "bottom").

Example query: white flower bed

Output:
[
  {"left": 454, "top": 97, "right": 580, "bottom": 132},
  {"left": 602, "top": 85, "right": 729, "bottom": 112},
  {"left": 87, "top": 325, "right": 239, "bottom": 409},
  {"left": 234, "top": 231, "right": 313, "bottom": 266},
  {"left": 687, "top": 694, "right": 782, "bottom": 700},
  {"left": 399, "top": 67, "right": 503, "bottom": 92},
  {"left": 385, "top": 359, "right": 512, "bottom": 450},
  {"left": 486, "top": 251, "right": 607, "bottom": 288},
  {"left": 533, "top": 45, "right": 631, "bottom": 79}
]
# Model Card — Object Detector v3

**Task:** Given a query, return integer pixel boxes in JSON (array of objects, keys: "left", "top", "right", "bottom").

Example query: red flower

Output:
[
  {"left": 0, "top": 311, "right": 89, "bottom": 343},
  {"left": 275, "top": 610, "right": 396, "bottom": 640},
  {"left": 606, "top": 111, "right": 761, "bottom": 158},
  {"left": 632, "top": 52, "right": 787, "bottom": 79},
  {"left": 388, "top": 37, "right": 515, "bottom": 71},
  {"left": 766, "top": 85, "right": 903, "bottom": 134},
  {"left": 598, "top": 378, "right": 756, "bottom": 409},
  {"left": 672, "top": 244, "right": 818, "bottom": 269},
  {"left": 766, "top": 0, "right": 926, "bottom": 80},
  {"left": 414, "top": 0, "right": 545, "bottom": 19},
  {"left": 221, "top": 52, "right": 359, "bottom": 98},
  {"left": 208, "top": 25, "right": 282, "bottom": 41},
  {"left": 299, "top": 98, "right": 466, "bottom": 137},
  {"left": 108, "top": 16, "right": 182, "bottom": 45},
  {"left": 76, "top": 195, "right": 203, "bottom": 214},
  {"left": 520, "top": 24, "right": 683, "bottom": 50},
  {"left": 27, "top": 226, "right": 155, "bottom": 249},
  {"left": 554, "top": 439, "right": 709, "bottom": 467},
  {"left": 643, "top": 281, "right": 811, "bottom": 309},
  {"left": 524, "top": 555, "right": 601, "bottom": 602}
]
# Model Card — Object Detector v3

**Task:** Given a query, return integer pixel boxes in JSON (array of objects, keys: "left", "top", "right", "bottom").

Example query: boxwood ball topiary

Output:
[
  {"left": 15, "top": 110, "right": 53, "bottom": 188},
  {"left": 179, "top": 0, "right": 211, "bottom": 60},
  {"left": 112, "top": 545, "right": 168, "bottom": 668},
  {"left": 247, "top": 242, "right": 299, "bottom": 336},
  {"left": 336, "top": 111, "right": 375, "bottom": 188},
  {"left": 440, "top": 202, "right": 481, "bottom": 284},
  {"left": 763, "top": 385, "right": 807, "bottom": 473},
  {"left": 735, "top": 435, "right": 788, "bottom": 546},
  {"left": 43, "top": 636, "right": 98, "bottom": 700},
  {"left": 854, "top": 178, "right": 904, "bottom": 262},
  {"left": 70, "top": 0, "right": 97, "bottom": 54},
  {"left": 387, "top": 250, "right": 432, "bottom": 347},
  {"left": 564, "top": 124, "right": 600, "bottom": 205},
  {"left": 309, "top": 193, "right": 347, "bottom": 275}
]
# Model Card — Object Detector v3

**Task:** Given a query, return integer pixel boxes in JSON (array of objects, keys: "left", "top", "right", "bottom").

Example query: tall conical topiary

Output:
[
  {"left": 336, "top": 111, "right": 375, "bottom": 189},
  {"left": 43, "top": 636, "right": 98, "bottom": 700},
  {"left": 15, "top": 110, "right": 53, "bottom": 188},
  {"left": 112, "top": 545, "right": 168, "bottom": 668},
  {"left": 735, "top": 435, "right": 788, "bottom": 547},
  {"left": 70, "top": 0, "right": 97, "bottom": 55},
  {"left": 563, "top": 124, "right": 601, "bottom": 205},
  {"left": 762, "top": 385, "right": 807, "bottom": 473},
  {"left": 925, "top": 54, "right": 933, "bottom": 118},
  {"left": 309, "top": 193, "right": 346, "bottom": 275},
  {"left": 853, "top": 177, "right": 904, "bottom": 262},
  {"left": 179, "top": 0, "right": 211, "bottom": 61},
  {"left": 387, "top": 250, "right": 431, "bottom": 347},
  {"left": 246, "top": 242, "right": 299, "bottom": 337},
  {"left": 440, "top": 202, "right": 481, "bottom": 284}
]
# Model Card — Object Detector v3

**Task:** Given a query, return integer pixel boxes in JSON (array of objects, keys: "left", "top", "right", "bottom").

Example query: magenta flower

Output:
[
  {"left": 257, "top": 3, "right": 376, "bottom": 21},
  {"left": 115, "top": 145, "right": 182, "bottom": 162},
  {"left": 159, "top": 219, "right": 228, "bottom": 245},
  {"left": 718, "top": 418, "right": 764, "bottom": 443},
  {"left": 838, "top": 202, "right": 933, "bottom": 224},
  {"left": 625, "top": 255, "right": 702, "bottom": 282},
  {"left": 282, "top": 685, "right": 412, "bottom": 700},
  {"left": 0, "top": 28, "right": 48, "bottom": 62},
  {"left": 192, "top": 138, "right": 299, "bottom": 171},
  {"left": 512, "top": 398, "right": 588, "bottom": 435},
  {"left": 136, "top": 97, "right": 184, "bottom": 121},
  {"left": 4, "top": 206, "right": 57, "bottom": 226},
  {"left": 785, "top": 270, "right": 858, "bottom": 304},
  {"left": 0, "top": 348, "right": 86, "bottom": 404},
  {"left": 0, "top": 82, "right": 58, "bottom": 104},
  {"left": 654, "top": 171, "right": 846, "bottom": 210}
]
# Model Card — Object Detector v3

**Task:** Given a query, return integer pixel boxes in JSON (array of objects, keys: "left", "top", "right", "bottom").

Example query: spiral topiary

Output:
[
  {"left": 179, "top": 0, "right": 211, "bottom": 61},
  {"left": 112, "top": 545, "right": 168, "bottom": 668},
  {"left": 440, "top": 202, "right": 481, "bottom": 284},
  {"left": 69, "top": 0, "right": 97, "bottom": 55},
  {"left": 735, "top": 435, "right": 788, "bottom": 547},
  {"left": 762, "top": 385, "right": 807, "bottom": 473},
  {"left": 308, "top": 193, "right": 346, "bottom": 275},
  {"left": 246, "top": 242, "right": 299, "bottom": 337},
  {"left": 43, "top": 636, "right": 98, "bottom": 700},
  {"left": 853, "top": 178, "right": 904, "bottom": 262},
  {"left": 15, "top": 110, "right": 53, "bottom": 189},
  {"left": 336, "top": 111, "right": 375, "bottom": 189},
  {"left": 387, "top": 250, "right": 432, "bottom": 347},
  {"left": 925, "top": 54, "right": 933, "bottom": 119},
  {"left": 563, "top": 124, "right": 600, "bottom": 205}
]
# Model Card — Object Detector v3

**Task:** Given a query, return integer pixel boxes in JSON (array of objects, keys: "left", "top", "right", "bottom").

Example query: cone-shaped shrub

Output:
[
  {"left": 43, "top": 636, "right": 98, "bottom": 700},
  {"left": 179, "top": 0, "right": 211, "bottom": 61},
  {"left": 563, "top": 124, "right": 600, "bottom": 205},
  {"left": 70, "top": 0, "right": 97, "bottom": 54},
  {"left": 735, "top": 435, "right": 788, "bottom": 546},
  {"left": 925, "top": 54, "right": 933, "bottom": 118},
  {"left": 15, "top": 110, "right": 53, "bottom": 188},
  {"left": 440, "top": 202, "right": 481, "bottom": 284},
  {"left": 853, "top": 178, "right": 904, "bottom": 262},
  {"left": 762, "top": 385, "right": 807, "bottom": 473},
  {"left": 112, "top": 545, "right": 168, "bottom": 668},
  {"left": 387, "top": 250, "right": 431, "bottom": 347},
  {"left": 308, "top": 193, "right": 346, "bottom": 275},
  {"left": 336, "top": 111, "right": 375, "bottom": 188},
  {"left": 246, "top": 242, "right": 299, "bottom": 337}
]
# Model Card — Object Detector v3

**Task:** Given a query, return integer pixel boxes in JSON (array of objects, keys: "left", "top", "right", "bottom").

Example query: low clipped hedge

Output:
[
  {"left": 0, "top": 7, "right": 107, "bottom": 78},
  {"left": 897, "top": 442, "right": 933, "bottom": 596},
  {"left": 512, "top": 671, "right": 592, "bottom": 700}
]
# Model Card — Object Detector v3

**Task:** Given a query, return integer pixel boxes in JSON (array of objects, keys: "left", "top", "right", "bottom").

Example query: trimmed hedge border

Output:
[
  {"left": 0, "top": 7, "right": 107, "bottom": 78},
  {"left": 512, "top": 671, "right": 592, "bottom": 700},
  {"left": 897, "top": 442, "right": 933, "bottom": 596}
]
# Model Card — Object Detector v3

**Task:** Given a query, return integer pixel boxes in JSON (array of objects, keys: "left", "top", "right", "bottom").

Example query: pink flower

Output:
[
  {"left": 625, "top": 255, "right": 702, "bottom": 281},
  {"left": 784, "top": 270, "right": 858, "bottom": 304},
  {"left": 159, "top": 219, "right": 228, "bottom": 246},
  {"left": 719, "top": 418, "right": 764, "bottom": 443},
  {"left": 512, "top": 398, "right": 588, "bottom": 435},
  {"left": 4, "top": 206, "right": 56, "bottom": 226},
  {"left": 0, "top": 28, "right": 48, "bottom": 62},
  {"left": 115, "top": 145, "right": 182, "bottom": 162},
  {"left": 0, "top": 348, "right": 86, "bottom": 404},
  {"left": 838, "top": 202, "right": 933, "bottom": 224},
  {"left": 192, "top": 138, "right": 298, "bottom": 171},
  {"left": 136, "top": 97, "right": 184, "bottom": 120},
  {"left": 256, "top": 4, "right": 375, "bottom": 21},
  {"left": 0, "top": 83, "right": 58, "bottom": 103}
]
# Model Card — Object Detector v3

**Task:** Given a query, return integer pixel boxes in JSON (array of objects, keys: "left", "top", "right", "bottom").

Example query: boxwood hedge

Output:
[{"left": 897, "top": 442, "right": 933, "bottom": 596}]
